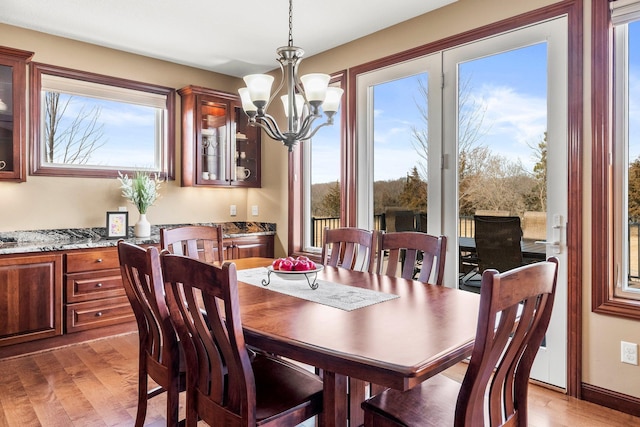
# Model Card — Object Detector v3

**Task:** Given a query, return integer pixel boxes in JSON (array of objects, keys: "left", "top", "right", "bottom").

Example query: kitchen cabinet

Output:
[
  {"left": 0, "top": 253, "right": 63, "bottom": 347},
  {"left": 0, "top": 46, "right": 33, "bottom": 182},
  {"left": 224, "top": 235, "right": 274, "bottom": 260},
  {"left": 179, "top": 85, "right": 261, "bottom": 188},
  {"left": 64, "top": 247, "right": 134, "bottom": 333}
]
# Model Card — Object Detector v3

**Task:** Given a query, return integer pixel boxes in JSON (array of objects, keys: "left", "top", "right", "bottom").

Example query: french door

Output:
[{"left": 356, "top": 17, "right": 568, "bottom": 388}]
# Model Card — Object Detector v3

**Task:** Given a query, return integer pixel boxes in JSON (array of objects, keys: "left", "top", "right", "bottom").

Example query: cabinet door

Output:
[
  {"left": 0, "top": 254, "right": 63, "bottom": 346},
  {"left": 0, "top": 47, "right": 33, "bottom": 182},
  {"left": 179, "top": 85, "right": 261, "bottom": 188},
  {"left": 233, "top": 235, "right": 274, "bottom": 259},
  {"left": 199, "top": 97, "right": 229, "bottom": 185},
  {"left": 232, "top": 104, "right": 261, "bottom": 187}
]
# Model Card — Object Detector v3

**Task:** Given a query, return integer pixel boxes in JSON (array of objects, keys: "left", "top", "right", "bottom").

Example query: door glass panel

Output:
[
  {"left": 457, "top": 43, "right": 548, "bottom": 287},
  {"left": 373, "top": 73, "right": 429, "bottom": 234}
]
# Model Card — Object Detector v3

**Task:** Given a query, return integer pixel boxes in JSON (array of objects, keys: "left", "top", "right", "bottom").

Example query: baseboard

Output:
[
  {"left": 581, "top": 383, "right": 640, "bottom": 417},
  {"left": 0, "top": 322, "right": 137, "bottom": 360}
]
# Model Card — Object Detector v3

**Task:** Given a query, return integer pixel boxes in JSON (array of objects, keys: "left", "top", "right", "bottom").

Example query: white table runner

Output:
[{"left": 236, "top": 267, "right": 399, "bottom": 311}]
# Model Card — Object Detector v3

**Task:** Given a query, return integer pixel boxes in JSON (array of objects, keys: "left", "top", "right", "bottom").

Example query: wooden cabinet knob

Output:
[
  {"left": 96, "top": 258, "right": 103, "bottom": 263},
  {"left": 95, "top": 283, "right": 103, "bottom": 288},
  {"left": 95, "top": 312, "right": 103, "bottom": 317}
]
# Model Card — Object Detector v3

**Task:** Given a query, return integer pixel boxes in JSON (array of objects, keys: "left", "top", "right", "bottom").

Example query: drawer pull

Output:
[
  {"left": 95, "top": 283, "right": 103, "bottom": 288},
  {"left": 96, "top": 258, "right": 103, "bottom": 263},
  {"left": 95, "top": 312, "right": 103, "bottom": 317}
]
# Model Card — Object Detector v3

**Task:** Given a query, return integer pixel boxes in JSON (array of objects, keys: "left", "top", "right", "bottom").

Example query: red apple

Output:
[
  {"left": 272, "top": 258, "right": 283, "bottom": 270},
  {"left": 280, "top": 259, "right": 294, "bottom": 271},
  {"left": 296, "top": 255, "right": 310, "bottom": 262},
  {"left": 307, "top": 261, "right": 317, "bottom": 270},
  {"left": 293, "top": 259, "right": 309, "bottom": 271}
]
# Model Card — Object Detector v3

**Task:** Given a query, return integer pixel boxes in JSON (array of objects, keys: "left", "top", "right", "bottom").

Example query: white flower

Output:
[{"left": 117, "top": 171, "right": 162, "bottom": 214}]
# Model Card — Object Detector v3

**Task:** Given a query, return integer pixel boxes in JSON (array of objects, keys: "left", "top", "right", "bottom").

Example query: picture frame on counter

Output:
[{"left": 106, "top": 211, "right": 128, "bottom": 238}]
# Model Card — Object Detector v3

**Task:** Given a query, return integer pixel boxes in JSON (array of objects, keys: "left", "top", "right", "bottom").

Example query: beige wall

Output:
[
  {"left": 4, "top": 0, "right": 640, "bottom": 403},
  {"left": 0, "top": 23, "right": 290, "bottom": 256}
]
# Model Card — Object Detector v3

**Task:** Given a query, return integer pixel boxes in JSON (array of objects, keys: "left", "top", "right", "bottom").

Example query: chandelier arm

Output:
[
  {"left": 255, "top": 114, "right": 286, "bottom": 141},
  {"left": 264, "top": 61, "right": 287, "bottom": 112},
  {"left": 300, "top": 118, "right": 335, "bottom": 141},
  {"left": 295, "top": 113, "right": 323, "bottom": 140}
]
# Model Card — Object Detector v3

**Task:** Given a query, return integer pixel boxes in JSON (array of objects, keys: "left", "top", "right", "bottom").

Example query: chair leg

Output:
[
  {"left": 135, "top": 359, "right": 148, "bottom": 427},
  {"left": 166, "top": 381, "right": 180, "bottom": 427}
]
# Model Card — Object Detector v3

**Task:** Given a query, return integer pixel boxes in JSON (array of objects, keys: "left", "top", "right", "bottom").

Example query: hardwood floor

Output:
[{"left": 0, "top": 332, "right": 638, "bottom": 426}]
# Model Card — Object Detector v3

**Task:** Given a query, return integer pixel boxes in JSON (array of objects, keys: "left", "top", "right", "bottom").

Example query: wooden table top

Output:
[{"left": 231, "top": 257, "right": 480, "bottom": 391}]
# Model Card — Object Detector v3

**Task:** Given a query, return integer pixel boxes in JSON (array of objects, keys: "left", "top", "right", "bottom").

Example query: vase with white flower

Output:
[{"left": 117, "top": 171, "right": 162, "bottom": 238}]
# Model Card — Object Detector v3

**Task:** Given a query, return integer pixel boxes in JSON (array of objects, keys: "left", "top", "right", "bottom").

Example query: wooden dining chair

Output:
[
  {"left": 161, "top": 253, "right": 324, "bottom": 427},
  {"left": 320, "top": 226, "right": 375, "bottom": 272},
  {"left": 376, "top": 231, "right": 447, "bottom": 284},
  {"left": 362, "top": 257, "right": 559, "bottom": 427},
  {"left": 117, "top": 241, "right": 186, "bottom": 427},
  {"left": 160, "top": 225, "right": 224, "bottom": 264}
]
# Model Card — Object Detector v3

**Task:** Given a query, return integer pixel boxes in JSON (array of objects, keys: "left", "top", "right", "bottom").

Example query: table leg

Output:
[
  {"left": 348, "top": 378, "right": 366, "bottom": 427},
  {"left": 322, "top": 371, "right": 348, "bottom": 426}
]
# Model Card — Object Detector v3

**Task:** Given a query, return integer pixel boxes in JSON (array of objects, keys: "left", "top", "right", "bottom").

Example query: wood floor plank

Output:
[{"left": 1, "top": 332, "right": 639, "bottom": 426}]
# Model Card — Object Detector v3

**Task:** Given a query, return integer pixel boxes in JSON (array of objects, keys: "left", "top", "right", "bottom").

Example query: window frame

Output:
[
  {"left": 289, "top": 71, "right": 347, "bottom": 259},
  {"left": 591, "top": 0, "right": 640, "bottom": 319},
  {"left": 29, "top": 62, "right": 175, "bottom": 179}
]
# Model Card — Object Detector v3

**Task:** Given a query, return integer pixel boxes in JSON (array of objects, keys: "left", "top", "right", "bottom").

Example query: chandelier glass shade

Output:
[{"left": 238, "top": 0, "right": 343, "bottom": 151}]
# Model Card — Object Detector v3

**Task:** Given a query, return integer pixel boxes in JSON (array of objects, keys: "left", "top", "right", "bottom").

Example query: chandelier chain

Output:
[{"left": 288, "top": 0, "right": 294, "bottom": 47}]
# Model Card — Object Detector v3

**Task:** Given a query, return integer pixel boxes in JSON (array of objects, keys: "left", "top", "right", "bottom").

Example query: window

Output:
[
  {"left": 593, "top": 0, "right": 640, "bottom": 317},
  {"left": 290, "top": 72, "right": 346, "bottom": 255},
  {"left": 30, "top": 63, "right": 175, "bottom": 178},
  {"left": 613, "top": 2, "right": 640, "bottom": 299}
]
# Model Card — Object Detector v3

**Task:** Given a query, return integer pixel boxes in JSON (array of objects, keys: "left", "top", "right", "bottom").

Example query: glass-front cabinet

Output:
[
  {"left": 0, "top": 47, "right": 33, "bottom": 182},
  {"left": 179, "top": 86, "right": 260, "bottom": 187}
]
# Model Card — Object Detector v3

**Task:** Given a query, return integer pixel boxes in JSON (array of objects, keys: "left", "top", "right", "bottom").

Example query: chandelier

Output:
[{"left": 238, "top": 0, "right": 343, "bottom": 152}]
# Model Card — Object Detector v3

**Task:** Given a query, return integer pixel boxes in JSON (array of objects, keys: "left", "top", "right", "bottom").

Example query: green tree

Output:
[
  {"left": 319, "top": 181, "right": 341, "bottom": 217},
  {"left": 628, "top": 158, "right": 640, "bottom": 219},
  {"left": 398, "top": 167, "right": 428, "bottom": 212}
]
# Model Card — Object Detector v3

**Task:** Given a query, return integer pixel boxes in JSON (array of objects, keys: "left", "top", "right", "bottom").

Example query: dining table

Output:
[{"left": 230, "top": 257, "right": 480, "bottom": 427}]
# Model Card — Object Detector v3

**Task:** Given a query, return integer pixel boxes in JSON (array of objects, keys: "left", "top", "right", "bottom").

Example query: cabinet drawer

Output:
[
  {"left": 66, "top": 248, "right": 119, "bottom": 273},
  {"left": 66, "top": 296, "right": 134, "bottom": 333},
  {"left": 65, "top": 268, "right": 125, "bottom": 303}
]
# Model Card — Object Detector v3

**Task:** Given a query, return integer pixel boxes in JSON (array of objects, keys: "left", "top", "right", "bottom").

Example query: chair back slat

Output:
[
  {"left": 160, "top": 225, "right": 224, "bottom": 264},
  {"left": 455, "top": 257, "right": 558, "bottom": 427},
  {"left": 321, "top": 227, "right": 375, "bottom": 272},
  {"left": 162, "top": 255, "right": 256, "bottom": 425},
  {"left": 376, "top": 231, "right": 447, "bottom": 285}
]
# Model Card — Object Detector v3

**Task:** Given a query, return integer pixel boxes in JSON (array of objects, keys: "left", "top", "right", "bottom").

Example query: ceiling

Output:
[{"left": 1, "top": 0, "right": 456, "bottom": 77}]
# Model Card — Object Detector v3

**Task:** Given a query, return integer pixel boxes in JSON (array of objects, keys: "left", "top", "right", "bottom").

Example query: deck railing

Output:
[{"left": 311, "top": 216, "right": 640, "bottom": 280}]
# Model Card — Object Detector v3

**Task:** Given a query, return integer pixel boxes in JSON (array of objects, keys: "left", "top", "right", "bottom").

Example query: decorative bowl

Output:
[{"left": 267, "top": 264, "right": 324, "bottom": 281}]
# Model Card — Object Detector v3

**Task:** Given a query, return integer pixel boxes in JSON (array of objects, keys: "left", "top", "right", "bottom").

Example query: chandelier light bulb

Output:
[
  {"left": 280, "top": 94, "right": 305, "bottom": 118},
  {"left": 300, "top": 73, "right": 330, "bottom": 102},
  {"left": 243, "top": 74, "right": 274, "bottom": 105},
  {"left": 322, "top": 87, "right": 344, "bottom": 113}
]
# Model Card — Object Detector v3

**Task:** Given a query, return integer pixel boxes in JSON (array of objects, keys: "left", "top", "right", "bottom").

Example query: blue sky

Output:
[
  {"left": 312, "top": 26, "right": 640, "bottom": 184},
  {"left": 49, "top": 94, "right": 157, "bottom": 169}
]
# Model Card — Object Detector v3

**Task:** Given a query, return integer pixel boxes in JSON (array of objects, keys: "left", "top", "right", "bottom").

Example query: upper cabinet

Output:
[
  {"left": 0, "top": 47, "right": 33, "bottom": 182},
  {"left": 178, "top": 86, "right": 261, "bottom": 188}
]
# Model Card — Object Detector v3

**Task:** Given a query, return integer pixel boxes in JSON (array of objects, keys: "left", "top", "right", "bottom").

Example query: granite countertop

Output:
[{"left": 0, "top": 222, "right": 276, "bottom": 255}]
